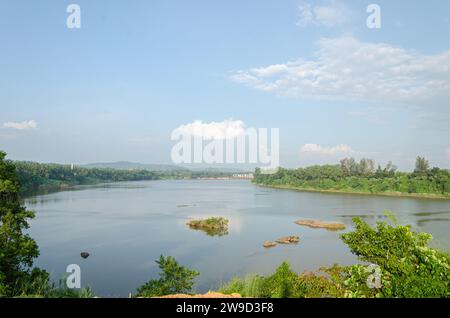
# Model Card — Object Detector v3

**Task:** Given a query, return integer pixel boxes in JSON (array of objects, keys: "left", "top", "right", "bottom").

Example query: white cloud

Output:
[
  {"left": 297, "top": 0, "right": 353, "bottom": 27},
  {"left": 174, "top": 119, "right": 246, "bottom": 140},
  {"left": 446, "top": 148, "right": 450, "bottom": 157},
  {"left": 301, "top": 143, "right": 353, "bottom": 156},
  {"left": 231, "top": 36, "right": 450, "bottom": 108},
  {"left": 3, "top": 120, "right": 37, "bottom": 130}
]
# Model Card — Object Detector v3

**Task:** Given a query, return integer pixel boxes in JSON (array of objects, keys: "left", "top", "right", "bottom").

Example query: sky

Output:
[{"left": 0, "top": 0, "right": 449, "bottom": 171}]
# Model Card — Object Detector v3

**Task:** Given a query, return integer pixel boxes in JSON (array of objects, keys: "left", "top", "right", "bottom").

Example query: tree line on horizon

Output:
[{"left": 7, "top": 155, "right": 246, "bottom": 194}]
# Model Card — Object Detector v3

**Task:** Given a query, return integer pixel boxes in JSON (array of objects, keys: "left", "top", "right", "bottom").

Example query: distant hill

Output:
[
  {"left": 82, "top": 161, "right": 254, "bottom": 174},
  {"left": 82, "top": 161, "right": 189, "bottom": 172}
]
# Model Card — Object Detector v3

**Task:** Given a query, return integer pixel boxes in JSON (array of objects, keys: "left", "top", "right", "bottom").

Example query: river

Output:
[{"left": 25, "top": 179, "right": 450, "bottom": 296}]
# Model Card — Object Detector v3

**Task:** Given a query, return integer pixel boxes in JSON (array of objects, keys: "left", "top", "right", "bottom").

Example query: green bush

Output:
[
  {"left": 220, "top": 263, "right": 345, "bottom": 298},
  {"left": 260, "top": 261, "right": 299, "bottom": 298},
  {"left": 295, "top": 266, "right": 346, "bottom": 298},
  {"left": 341, "top": 218, "right": 450, "bottom": 298},
  {"left": 136, "top": 255, "right": 199, "bottom": 297}
]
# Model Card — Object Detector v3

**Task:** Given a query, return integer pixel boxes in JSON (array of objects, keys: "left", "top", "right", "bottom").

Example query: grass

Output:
[{"left": 219, "top": 263, "right": 346, "bottom": 298}]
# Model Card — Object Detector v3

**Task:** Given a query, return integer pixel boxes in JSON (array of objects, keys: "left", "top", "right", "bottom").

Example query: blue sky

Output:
[{"left": 0, "top": 0, "right": 449, "bottom": 170}]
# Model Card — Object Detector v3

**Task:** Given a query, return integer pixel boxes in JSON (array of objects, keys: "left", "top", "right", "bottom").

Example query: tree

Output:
[
  {"left": 358, "top": 158, "right": 375, "bottom": 176},
  {"left": 136, "top": 255, "right": 199, "bottom": 297},
  {"left": 384, "top": 161, "right": 397, "bottom": 175},
  {"left": 0, "top": 151, "right": 48, "bottom": 296},
  {"left": 414, "top": 156, "right": 429, "bottom": 175},
  {"left": 340, "top": 158, "right": 357, "bottom": 176}
]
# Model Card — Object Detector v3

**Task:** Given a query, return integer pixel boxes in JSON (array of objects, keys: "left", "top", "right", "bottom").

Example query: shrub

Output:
[
  {"left": 341, "top": 218, "right": 450, "bottom": 298},
  {"left": 260, "top": 261, "right": 298, "bottom": 298},
  {"left": 136, "top": 255, "right": 199, "bottom": 297},
  {"left": 295, "top": 266, "right": 346, "bottom": 298}
]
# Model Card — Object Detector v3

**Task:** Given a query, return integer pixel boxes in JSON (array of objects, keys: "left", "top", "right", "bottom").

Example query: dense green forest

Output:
[
  {"left": 254, "top": 157, "right": 450, "bottom": 198},
  {"left": 12, "top": 160, "right": 245, "bottom": 194},
  {"left": 13, "top": 161, "right": 161, "bottom": 193}
]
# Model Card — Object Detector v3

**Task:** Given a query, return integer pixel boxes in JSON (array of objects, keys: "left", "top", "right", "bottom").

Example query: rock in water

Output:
[
  {"left": 80, "top": 252, "right": 90, "bottom": 259},
  {"left": 263, "top": 241, "right": 277, "bottom": 248},
  {"left": 276, "top": 236, "right": 300, "bottom": 244},
  {"left": 294, "top": 220, "right": 346, "bottom": 231}
]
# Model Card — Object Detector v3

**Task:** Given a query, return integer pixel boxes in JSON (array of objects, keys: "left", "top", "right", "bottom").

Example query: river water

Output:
[{"left": 25, "top": 179, "right": 450, "bottom": 296}]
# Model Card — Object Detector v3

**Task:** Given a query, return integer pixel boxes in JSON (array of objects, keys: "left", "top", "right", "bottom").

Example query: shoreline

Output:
[
  {"left": 254, "top": 183, "right": 450, "bottom": 200},
  {"left": 21, "top": 179, "right": 450, "bottom": 201}
]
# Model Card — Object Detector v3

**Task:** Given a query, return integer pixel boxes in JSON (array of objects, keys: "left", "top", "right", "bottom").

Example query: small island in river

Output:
[{"left": 186, "top": 217, "right": 229, "bottom": 236}]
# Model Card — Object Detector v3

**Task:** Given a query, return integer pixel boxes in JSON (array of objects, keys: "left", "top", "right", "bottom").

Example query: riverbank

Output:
[{"left": 254, "top": 183, "right": 450, "bottom": 200}]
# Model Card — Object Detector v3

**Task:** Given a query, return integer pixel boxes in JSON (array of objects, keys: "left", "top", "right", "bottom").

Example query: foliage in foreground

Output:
[
  {"left": 341, "top": 218, "right": 450, "bottom": 298},
  {"left": 0, "top": 151, "right": 48, "bottom": 297},
  {"left": 220, "top": 263, "right": 346, "bottom": 298},
  {"left": 136, "top": 255, "right": 199, "bottom": 297}
]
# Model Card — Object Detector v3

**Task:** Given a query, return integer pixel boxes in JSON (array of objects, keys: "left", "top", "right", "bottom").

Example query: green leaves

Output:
[
  {"left": 1, "top": 151, "right": 48, "bottom": 297},
  {"left": 136, "top": 255, "right": 200, "bottom": 297},
  {"left": 261, "top": 261, "right": 299, "bottom": 298},
  {"left": 253, "top": 160, "right": 450, "bottom": 197},
  {"left": 341, "top": 218, "right": 450, "bottom": 298}
]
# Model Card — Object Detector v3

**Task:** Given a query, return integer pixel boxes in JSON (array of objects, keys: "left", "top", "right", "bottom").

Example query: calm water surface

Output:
[{"left": 25, "top": 179, "right": 450, "bottom": 296}]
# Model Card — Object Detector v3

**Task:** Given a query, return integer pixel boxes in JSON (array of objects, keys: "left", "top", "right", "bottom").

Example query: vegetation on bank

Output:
[
  {"left": 253, "top": 157, "right": 450, "bottom": 199},
  {"left": 136, "top": 255, "right": 199, "bottom": 297},
  {"left": 13, "top": 161, "right": 160, "bottom": 193},
  {"left": 12, "top": 161, "right": 247, "bottom": 194},
  {"left": 186, "top": 217, "right": 229, "bottom": 236}
]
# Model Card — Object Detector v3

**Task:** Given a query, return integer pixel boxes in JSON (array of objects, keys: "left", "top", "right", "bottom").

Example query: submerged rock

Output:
[
  {"left": 295, "top": 220, "right": 346, "bottom": 231},
  {"left": 80, "top": 252, "right": 90, "bottom": 259}
]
